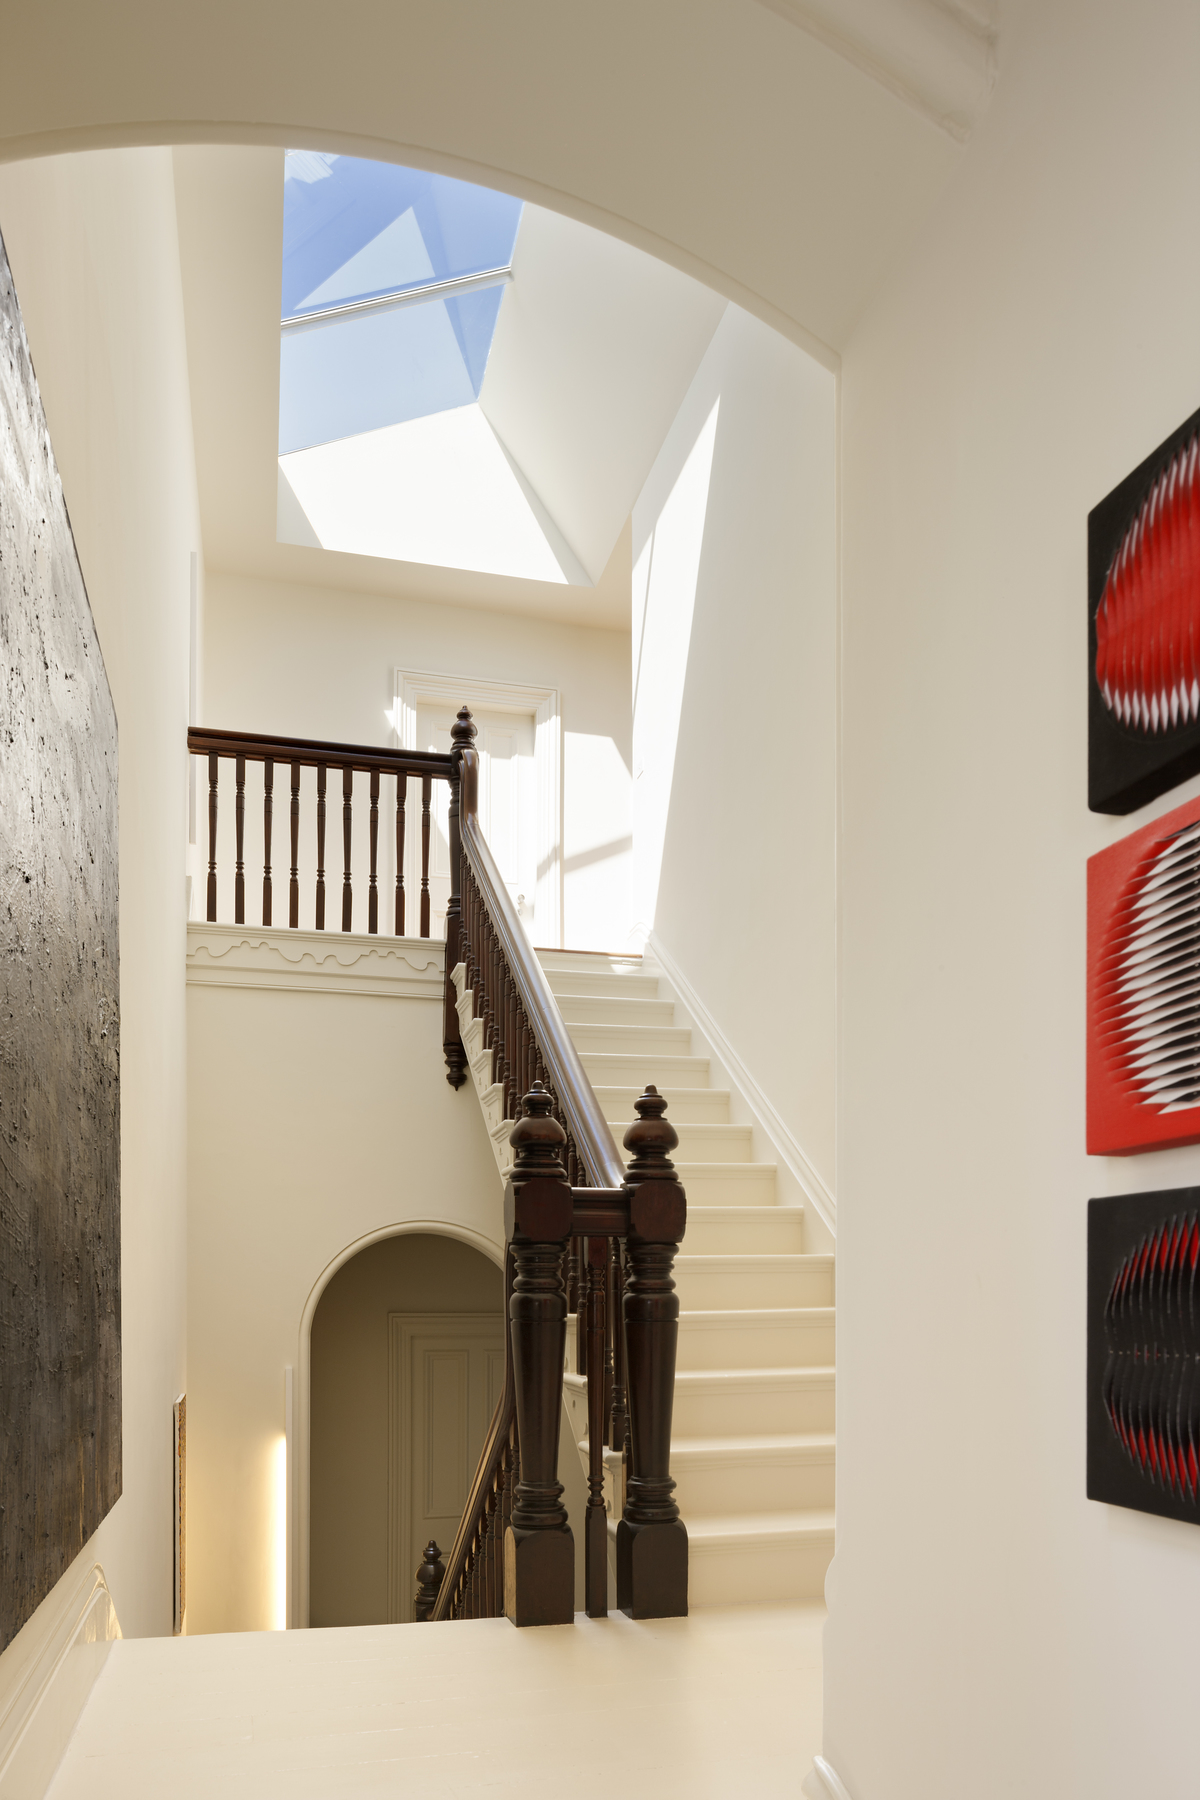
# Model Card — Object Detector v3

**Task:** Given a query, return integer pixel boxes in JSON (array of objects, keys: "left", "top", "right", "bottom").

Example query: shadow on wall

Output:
[{"left": 309, "top": 1232, "right": 504, "bottom": 1628}]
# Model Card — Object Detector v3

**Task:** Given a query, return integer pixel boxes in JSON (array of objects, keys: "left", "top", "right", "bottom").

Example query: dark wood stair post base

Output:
[
  {"left": 504, "top": 1085, "right": 575, "bottom": 1627},
  {"left": 618, "top": 1087, "right": 689, "bottom": 1620}
]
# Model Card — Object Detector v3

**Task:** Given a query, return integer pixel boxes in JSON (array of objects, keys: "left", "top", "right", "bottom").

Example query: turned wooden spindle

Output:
[
  {"left": 207, "top": 753, "right": 219, "bottom": 921},
  {"left": 395, "top": 772, "right": 407, "bottom": 935},
  {"left": 262, "top": 757, "right": 273, "bottom": 926},
  {"left": 420, "top": 774, "right": 432, "bottom": 938},
  {"left": 504, "top": 1084, "right": 575, "bottom": 1627},
  {"left": 315, "top": 763, "right": 327, "bottom": 930},
  {"left": 414, "top": 1539, "right": 445, "bottom": 1622},
  {"left": 584, "top": 1234, "right": 609, "bottom": 1617},
  {"left": 289, "top": 760, "right": 300, "bottom": 929},
  {"left": 341, "top": 765, "right": 354, "bottom": 932},
  {"left": 610, "top": 1237, "right": 629, "bottom": 1457},
  {"left": 368, "top": 768, "right": 379, "bottom": 936},
  {"left": 618, "top": 1085, "right": 688, "bottom": 1619},
  {"left": 234, "top": 753, "right": 246, "bottom": 924}
]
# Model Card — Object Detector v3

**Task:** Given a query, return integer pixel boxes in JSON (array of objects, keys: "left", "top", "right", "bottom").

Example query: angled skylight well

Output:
[{"left": 277, "top": 152, "right": 586, "bottom": 585}]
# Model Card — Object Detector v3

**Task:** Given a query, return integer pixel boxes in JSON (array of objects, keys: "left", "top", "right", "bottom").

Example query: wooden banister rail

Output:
[{"left": 187, "top": 726, "right": 453, "bottom": 941}]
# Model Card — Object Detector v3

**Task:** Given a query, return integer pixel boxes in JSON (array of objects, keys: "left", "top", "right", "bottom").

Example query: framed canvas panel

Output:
[
  {"left": 1089, "top": 402, "right": 1200, "bottom": 814},
  {"left": 1088, "top": 791, "right": 1200, "bottom": 1156},
  {"left": 1088, "top": 1188, "right": 1200, "bottom": 1527},
  {"left": 0, "top": 231, "right": 121, "bottom": 1651}
]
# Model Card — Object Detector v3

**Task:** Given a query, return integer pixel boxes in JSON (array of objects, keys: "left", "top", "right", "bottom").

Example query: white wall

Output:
[
  {"left": 200, "top": 571, "right": 632, "bottom": 951},
  {"left": 186, "top": 953, "right": 503, "bottom": 1635},
  {"left": 830, "top": 1, "right": 1200, "bottom": 1795},
  {"left": 632, "top": 304, "right": 838, "bottom": 1193},
  {"left": 0, "top": 151, "right": 200, "bottom": 1649}
]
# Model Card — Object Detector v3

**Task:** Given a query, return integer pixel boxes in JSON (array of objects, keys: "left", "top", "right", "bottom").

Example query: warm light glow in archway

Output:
[{"left": 271, "top": 1433, "right": 288, "bottom": 1631}]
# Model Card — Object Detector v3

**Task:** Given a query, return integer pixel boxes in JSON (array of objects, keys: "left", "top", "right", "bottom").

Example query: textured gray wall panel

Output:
[{"left": 0, "top": 227, "right": 121, "bottom": 1652}]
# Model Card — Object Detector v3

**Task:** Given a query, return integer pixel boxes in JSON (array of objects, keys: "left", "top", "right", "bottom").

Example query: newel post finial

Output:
[
  {"left": 509, "top": 1081, "right": 567, "bottom": 1180},
  {"left": 414, "top": 1539, "right": 445, "bottom": 1622},
  {"left": 451, "top": 705, "right": 477, "bottom": 754},
  {"left": 622, "top": 1084, "right": 680, "bottom": 1180}
]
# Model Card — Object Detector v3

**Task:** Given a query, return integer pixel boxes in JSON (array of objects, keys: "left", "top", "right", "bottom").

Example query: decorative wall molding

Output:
[
  {"left": 646, "top": 932, "right": 837, "bottom": 1239},
  {"left": 186, "top": 922, "right": 444, "bottom": 999},
  {"left": 394, "top": 667, "right": 562, "bottom": 947},
  {"left": 755, "top": 0, "right": 997, "bottom": 141},
  {"left": 0, "top": 1561, "right": 120, "bottom": 1799},
  {"left": 803, "top": 1756, "right": 857, "bottom": 1800}
]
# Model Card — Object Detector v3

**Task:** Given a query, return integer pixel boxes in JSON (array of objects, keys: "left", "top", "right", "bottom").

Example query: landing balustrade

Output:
[{"left": 188, "top": 710, "right": 687, "bottom": 1625}]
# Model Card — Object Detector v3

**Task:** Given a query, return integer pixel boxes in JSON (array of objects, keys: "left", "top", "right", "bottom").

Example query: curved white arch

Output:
[{"left": 294, "top": 1217, "right": 503, "bottom": 1629}]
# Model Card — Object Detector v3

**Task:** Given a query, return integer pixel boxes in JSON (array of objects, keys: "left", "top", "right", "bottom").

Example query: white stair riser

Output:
[
  {"left": 668, "top": 1125, "right": 754, "bottom": 1162},
  {"left": 572, "top": 1023, "right": 693, "bottom": 1055},
  {"left": 597, "top": 1086, "right": 731, "bottom": 1125},
  {"left": 544, "top": 970, "right": 661, "bottom": 1000},
  {"left": 688, "top": 1534, "right": 834, "bottom": 1606},
  {"left": 675, "top": 1260, "right": 834, "bottom": 1310},
  {"left": 677, "top": 1314, "right": 835, "bottom": 1371},
  {"left": 672, "top": 1378, "right": 834, "bottom": 1436},
  {"left": 674, "top": 1455, "right": 835, "bottom": 1515},
  {"left": 582, "top": 1053, "right": 710, "bottom": 1088},
  {"left": 683, "top": 1208, "right": 807, "bottom": 1255},
  {"left": 675, "top": 1167, "right": 778, "bottom": 1207},
  {"left": 556, "top": 995, "right": 676, "bottom": 1027}
]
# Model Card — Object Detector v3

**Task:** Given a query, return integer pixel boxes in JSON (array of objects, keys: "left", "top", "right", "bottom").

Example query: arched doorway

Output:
[{"left": 308, "top": 1231, "right": 504, "bottom": 1627}]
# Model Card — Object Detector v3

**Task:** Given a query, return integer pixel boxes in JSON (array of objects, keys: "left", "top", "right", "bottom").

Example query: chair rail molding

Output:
[
  {"left": 646, "top": 931, "right": 836, "bottom": 1239},
  {"left": 393, "top": 668, "right": 562, "bottom": 948},
  {"left": 755, "top": 0, "right": 997, "bottom": 140},
  {"left": 186, "top": 922, "right": 444, "bottom": 999},
  {"left": 803, "top": 1756, "right": 858, "bottom": 1800},
  {"left": 0, "top": 1561, "right": 120, "bottom": 1800}
]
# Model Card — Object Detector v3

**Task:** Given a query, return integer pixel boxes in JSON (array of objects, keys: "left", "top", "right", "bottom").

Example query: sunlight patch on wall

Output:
[
  {"left": 631, "top": 397, "right": 720, "bottom": 941},
  {"left": 271, "top": 1432, "right": 288, "bottom": 1631}
]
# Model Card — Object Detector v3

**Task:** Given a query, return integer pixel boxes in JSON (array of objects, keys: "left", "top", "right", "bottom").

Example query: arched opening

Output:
[{"left": 308, "top": 1230, "right": 504, "bottom": 1627}]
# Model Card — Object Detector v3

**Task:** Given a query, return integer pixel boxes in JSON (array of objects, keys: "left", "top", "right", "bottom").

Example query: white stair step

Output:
[
  {"left": 595, "top": 1085, "right": 730, "bottom": 1126},
  {"left": 544, "top": 968, "right": 661, "bottom": 1000},
  {"left": 570, "top": 1021, "right": 693, "bottom": 1056},
  {"left": 582, "top": 1052, "right": 710, "bottom": 1089},
  {"left": 674, "top": 1253, "right": 834, "bottom": 1310},
  {"left": 669, "top": 1434, "right": 836, "bottom": 1514},
  {"left": 677, "top": 1308, "right": 835, "bottom": 1370},
  {"left": 537, "top": 950, "right": 645, "bottom": 977},
  {"left": 685, "top": 1510, "right": 836, "bottom": 1606},
  {"left": 668, "top": 1122, "right": 753, "bottom": 1162},
  {"left": 663, "top": 1367, "right": 832, "bottom": 1435},
  {"left": 675, "top": 1162, "right": 777, "bottom": 1206},
  {"left": 683, "top": 1206, "right": 806, "bottom": 1255},
  {"left": 555, "top": 994, "right": 676, "bottom": 1027}
]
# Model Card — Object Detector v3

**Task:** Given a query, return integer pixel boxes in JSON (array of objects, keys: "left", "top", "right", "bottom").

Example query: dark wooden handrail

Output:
[
  {"left": 188, "top": 725, "right": 452, "bottom": 779},
  {"left": 457, "top": 742, "right": 625, "bottom": 1190}
]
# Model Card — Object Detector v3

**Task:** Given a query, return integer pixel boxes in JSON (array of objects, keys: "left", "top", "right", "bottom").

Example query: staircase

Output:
[{"left": 542, "top": 948, "right": 836, "bottom": 1607}]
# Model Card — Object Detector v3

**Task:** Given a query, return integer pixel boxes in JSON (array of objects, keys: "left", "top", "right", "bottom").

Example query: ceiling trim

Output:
[{"left": 755, "top": 0, "right": 997, "bottom": 141}]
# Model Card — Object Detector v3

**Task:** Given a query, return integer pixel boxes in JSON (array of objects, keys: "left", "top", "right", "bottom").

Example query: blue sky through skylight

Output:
[{"left": 279, "top": 153, "right": 523, "bottom": 454}]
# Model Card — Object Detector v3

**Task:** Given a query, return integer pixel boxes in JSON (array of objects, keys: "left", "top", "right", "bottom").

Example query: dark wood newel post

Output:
[
  {"left": 504, "top": 1083, "right": 575, "bottom": 1626},
  {"left": 414, "top": 1539, "right": 445, "bottom": 1622},
  {"left": 443, "top": 706, "right": 475, "bottom": 1088},
  {"left": 618, "top": 1085, "right": 688, "bottom": 1619}
]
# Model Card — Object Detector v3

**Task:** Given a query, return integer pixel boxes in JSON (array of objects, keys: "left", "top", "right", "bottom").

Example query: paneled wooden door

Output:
[
  {"left": 410, "top": 703, "right": 536, "bottom": 940},
  {"left": 388, "top": 1313, "right": 506, "bottom": 1621}
]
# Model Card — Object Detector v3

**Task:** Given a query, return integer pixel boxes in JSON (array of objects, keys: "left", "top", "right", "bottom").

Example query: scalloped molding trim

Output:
[
  {"left": 0, "top": 1562, "right": 120, "bottom": 1799},
  {"left": 646, "top": 932, "right": 836, "bottom": 1238},
  {"left": 186, "top": 922, "right": 444, "bottom": 998}
]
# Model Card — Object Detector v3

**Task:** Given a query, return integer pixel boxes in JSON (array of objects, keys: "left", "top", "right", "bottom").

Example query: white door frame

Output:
[{"left": 394, "top": 668, "right": 562, "bottom": 948}]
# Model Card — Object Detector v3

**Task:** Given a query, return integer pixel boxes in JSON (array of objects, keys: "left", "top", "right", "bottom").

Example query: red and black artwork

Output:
[
  {"left": 1089, "top": 1189, "right": 1200, "bottom": 1526},
  {"left": 0, "top": 230, "right": 121, "bottom": 1651},
  {"left": 1089, "top": 403, "right": 1200, "bottom": 814},
  {"left": 1087, "top": 791, "right": 1200, "bottom": 1156}
]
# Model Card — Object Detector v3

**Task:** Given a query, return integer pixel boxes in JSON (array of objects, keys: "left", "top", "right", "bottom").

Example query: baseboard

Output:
[
  {"left": 0, "top": 1561, "right": 120, "bottom": 1799},
  {"left": 803, "top": 1756, "right": 856, "bottom": 1800},
  {"left": 645, "top": 932, "right": 837, "bottom": 1239}
]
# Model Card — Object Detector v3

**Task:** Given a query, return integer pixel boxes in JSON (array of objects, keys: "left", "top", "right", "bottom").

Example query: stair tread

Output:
[
  {"left": 675, "top": 1162, "right": 777, "bottom": 1177},
  {"left": 675, "top": 1253, "right": 832, "bottom": 1268},
  {"left": 685, "top": 1509, "right": 836, "bottom": 1540},
  {"left": 679, "top": 1306, "right": 836, "bottom": 1325},
  {"left": 670, "top": 1432, "right": 836, "bottom": 1456},
  {"left": 673, "top": 1364, "right": 836, "bottom": 1384}
]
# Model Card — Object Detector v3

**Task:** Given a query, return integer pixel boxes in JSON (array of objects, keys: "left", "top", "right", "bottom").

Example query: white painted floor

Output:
[{"left": 49, "top": 1604, "right": 824, "bottom": 1799}]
